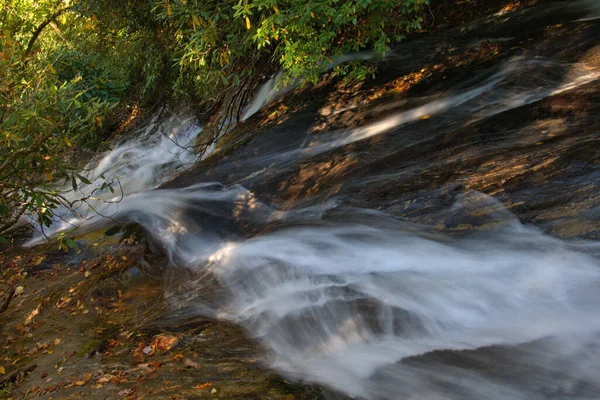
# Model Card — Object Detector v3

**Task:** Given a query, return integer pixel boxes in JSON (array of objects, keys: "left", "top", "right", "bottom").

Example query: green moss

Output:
[
  {"left": 0, "top": 383, "right": 14, "bottom": 398},
  {"left": 76, "top": 338, "right": 107, "bottom": 359}
]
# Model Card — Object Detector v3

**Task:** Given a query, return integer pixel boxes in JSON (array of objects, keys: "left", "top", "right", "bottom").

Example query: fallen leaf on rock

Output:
[
  {"left": 194, "top": 382, "right": 212, "bottom": 389},
  {"left": 183, "top": 358, "right": 199, "bottom": 369},
  {"left": 118, "top": 387, "right": 136, "bottom": 396},
  {"left": 0, "top": 366, "right": 5, "bottom": 374},
  {"left": 53, "top": 338, "right": 61, "bottom": 346},
  {"left": 74, "top": 372, "right": 93, "bottom": 386},
  {"left": 15, "top": 286, "right": 24, "bottom": 296},
  {"left": 97, "top": 374, "right": 115, "bottom": 383},
  {"left": 211, "top": 388, "right": 217, "bottom": 394},
  {"left": 154, "top": 334, "right": 178, "bottom": 351},
  {"left": 24, "top": 304, "right": 41, "bottom": 325}
]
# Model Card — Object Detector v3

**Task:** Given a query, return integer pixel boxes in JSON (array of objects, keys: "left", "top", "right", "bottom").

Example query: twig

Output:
[
  {"left": 0, "top": 364, "right": 36, "bottom": 386},
  {"left": 0, "top": 286, "right": 15, "bottom": 314}
]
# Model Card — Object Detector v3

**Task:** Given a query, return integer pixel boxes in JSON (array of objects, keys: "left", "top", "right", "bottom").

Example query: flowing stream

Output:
[{"left": 24, "top": 2, "right": 600, "bottom": 399}]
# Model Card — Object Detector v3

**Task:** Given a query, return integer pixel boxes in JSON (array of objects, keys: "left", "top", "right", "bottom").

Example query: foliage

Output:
[
  {"left": 0, "top": 0, "right": 427, "bottom": 242},
  {"left": 149, "top": 0, "right": 425, "bottom": 98},
  {"left": 0, "top": 1, "right": 119, "bottom": 240}
]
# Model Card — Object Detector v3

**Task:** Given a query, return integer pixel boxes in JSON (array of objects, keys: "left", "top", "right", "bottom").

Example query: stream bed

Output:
[{"left": 3, "top": 1, "right": 600, "bottom": 399}]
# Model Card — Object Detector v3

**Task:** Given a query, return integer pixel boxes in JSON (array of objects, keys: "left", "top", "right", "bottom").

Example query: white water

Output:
[
  {"left": 23, "top": 10, "right": 600, "bottom": 398},
  {"left": 241, "top": 51, "right": 373, "bottom": 121},
  {"left": 230, "top": 57, "right": 600, "bottom": 184},
  {"left": 27, "top": 110, "right": 202, "bottom": 240},
  {"left": 206, "top": 208, "right": 600, "bottom": 400},
  {"left": 32, "top": 180, "right": 600, "bottom": 399}
]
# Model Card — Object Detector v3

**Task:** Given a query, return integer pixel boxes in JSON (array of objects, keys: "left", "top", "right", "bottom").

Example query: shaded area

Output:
[
  {"left": 0, "top": 242, "right": 321, "bottom": 399},
  {"left": 169, "top": 0, "right": 600, "bottom": 242}
]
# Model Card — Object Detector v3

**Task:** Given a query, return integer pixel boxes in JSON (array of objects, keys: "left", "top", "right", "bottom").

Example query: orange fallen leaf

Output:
[
  {"left": 154, "top": 334, "right": 178, "bottom": 351},
  {"left": 194, "top": 382, "right": 212, "bottom": 389},
  {"left": 74, "top": 372, "right": 94, "bottom": 386}
]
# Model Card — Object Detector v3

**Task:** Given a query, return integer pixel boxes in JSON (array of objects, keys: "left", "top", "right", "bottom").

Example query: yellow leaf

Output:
[
  {"left": 167, "top": 3, "right": 172, "bottom": 16},
  {"left": 95, "top": 116, "right": 104, "bottom": 127},
  {"left": 310, "top": 11, "right": 315, "bottom": 18},
  {"left": 192, "top": 15, "right": 202, "bottom": 30},
  {"left": 273, "top": 5, "right": 279, "bottom": 13},
  {"left": 45, "top": 170, "right": 53, "bottom": 182},
  {"left": 24, "top": 305, "right": 40, "bottom": 326},
  {"left": 63, "top": 136, "right": 72, "bottom": 147},
  {"left": 274, "top": 34, "right": 279, "bottom": 41},
  {"left": 245, "top": 16, "right": 251, "bottom": 30},
  {"left": 48, "top": 64, "right": 56, "bottom": 74},
  {"left": 0, "top": 366, "right": 5, "bottom": 374}
]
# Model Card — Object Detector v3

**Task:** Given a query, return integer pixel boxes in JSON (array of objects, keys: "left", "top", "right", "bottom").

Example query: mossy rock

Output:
[{"left": 76, "top": 338, "right": 108, "bottom": 359}]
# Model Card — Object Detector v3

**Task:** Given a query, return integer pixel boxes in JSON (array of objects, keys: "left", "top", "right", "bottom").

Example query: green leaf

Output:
[
  {"left": 0, "top": 205, "right": 8, "bottom": 216},
  {"left": 65, "top": 237, "right": 77, "bottom": 249},
  {"left": 71, "top": 175, "right": 78, "bottom": 191},
  {"left": 0, "top": 236, "right": 8, "bottom": 244},
  {"left": 76, "top": 173, "right": 92, "bottom": 185}
]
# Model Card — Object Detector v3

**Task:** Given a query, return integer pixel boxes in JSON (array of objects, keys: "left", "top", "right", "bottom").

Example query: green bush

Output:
[{"left": 0, "top": 0, "right": 427, "bottom": 241}]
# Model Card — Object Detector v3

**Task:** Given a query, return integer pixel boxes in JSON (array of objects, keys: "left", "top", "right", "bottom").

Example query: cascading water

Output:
[
  {"left": 28, "top": 110, "right": 203, "bottom": 240},
  {"left": 23, "top": 2, "right": 600, "bottom": 399}
]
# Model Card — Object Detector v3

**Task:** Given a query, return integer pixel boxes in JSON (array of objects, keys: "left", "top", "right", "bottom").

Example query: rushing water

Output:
[
  {"left": 27, "top": 111, "right": 203, "bottom": 240},
  {"left": 25, "top": 2, "right": 600, "bottom": 399}
]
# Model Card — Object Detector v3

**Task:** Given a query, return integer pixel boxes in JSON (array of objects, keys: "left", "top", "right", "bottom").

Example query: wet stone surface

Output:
[{"left": 0, "top": 241, "right": 321, "bottom": 399}]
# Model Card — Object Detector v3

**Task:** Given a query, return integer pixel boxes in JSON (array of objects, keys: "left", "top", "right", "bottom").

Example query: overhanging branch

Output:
[{"left": 25, "top": 7, "right": 73, "bottom": 58}]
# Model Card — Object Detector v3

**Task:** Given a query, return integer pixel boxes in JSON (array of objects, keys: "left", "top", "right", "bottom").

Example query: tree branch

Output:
[{"left": 25, "top": 7, "right": 73, "bottom": 58}]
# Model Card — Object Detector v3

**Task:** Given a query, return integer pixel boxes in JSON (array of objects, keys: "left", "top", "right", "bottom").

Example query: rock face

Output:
[
  {"left": 0, "top": 244, "right": 322, "bottom": 399},
  {"left": 171, "top": 0, "right": 600, "bottom": 241}
]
